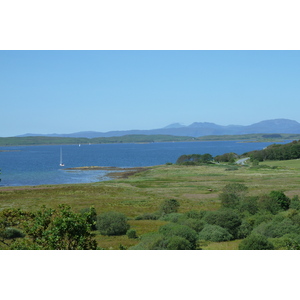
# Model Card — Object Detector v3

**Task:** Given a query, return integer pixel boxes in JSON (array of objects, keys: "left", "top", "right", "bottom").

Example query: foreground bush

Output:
[
  {"left": 0, "top": 227, "right": 25, "bottom": 240},
  {"left": 239, "top": 233, "right": 275, "bottom": 250},
  {"left": 198, "top": 224, "right": 233, "bottom": 242},
  {"left": 204, "top": 209, "right": 242, "bottom": 239},
  {"left": 166, "top": 236, "right": 194, "bottom": 250},
  {"left": 97, "top": 211, "right": 130, "bottom": 236},
  {"left": 0, "top": 205, "right": 98, "bottom": 250},
  {"left": 158, "top": 223, "right": 198, "bottom": 249}
]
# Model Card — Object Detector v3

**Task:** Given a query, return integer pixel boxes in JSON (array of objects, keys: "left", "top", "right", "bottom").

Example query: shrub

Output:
[
  {"left": 204, "top": 209, "right": 242, "bottom": 239},
  {"left": 80, "top": 207, "right": 97, "bottom": 230},
  {"left": 239, "top": 233, "right": 275, "bottom": 250},
  {"left": 248, "top": 212, "right": 274, "bottom": 227},
  {"left": 0, "top": 227, "right": 25, "bottom": 239},
  {"left": 198, "top": 224, "right": 233, "bottom": 242},
  {"left": 219, "top": 183, "right": 248, "bottom": 209},
  {"left": 158, "top": 223, "right": 198, "bottom": 249},
  {"left": 135, "top": 212, "right": 160, "bottom": 220},
  {"left": 180, "top": 218, "right": 206, "bottom": 233},
  {"left": 166, "top": 236, "right": 194, "bottom": 250},
  {"left": 238, "top": 196, "right": 259, "bottom": 215},
  {"left": 159, "top": 199, "right": 180, "bottom": 215},
  {"left": 126, "top": 229, "right": 138, "bottom": 239},
  {"left": 252, "top": 216, "right": 300, "bottom": 238},
  {"left": 97, "top": 211, "right": 130, "bottom": 236},
  {"left": 290, "top": 195, "right": 300, "bottom": 210},
  {"left": 184, "top": 210, "right": 207, "bottom": 220},
  {"left": 159, "top": 213, "right": 185, "bottom": 223},
  {"left": 257, "top": 194, "right": 282, "bottom": 214},
  {"left": 269, "top": 191, "right": 291, "bottom": 211},
  {"left": 237, "top": 220, "right": 253, "bottom": 239}
]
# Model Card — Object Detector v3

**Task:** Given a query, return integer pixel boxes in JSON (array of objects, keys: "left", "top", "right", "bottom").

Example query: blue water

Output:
[{"left": 0, "top": 141, "right": 290, "bottom": 186}]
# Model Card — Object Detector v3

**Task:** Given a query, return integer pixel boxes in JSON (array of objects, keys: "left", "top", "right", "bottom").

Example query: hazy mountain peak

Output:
[
  {"left": 164, "top": 123, "right": 186, "bottom": 129},
  {"left": 16, "top": 118, "right": 300, "bottom": 138}
]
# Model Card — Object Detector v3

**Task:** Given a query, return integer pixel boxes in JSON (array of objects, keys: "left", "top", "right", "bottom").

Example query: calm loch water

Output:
[{"left": 0, "top": 141, "right": 290, "bottom": 186}]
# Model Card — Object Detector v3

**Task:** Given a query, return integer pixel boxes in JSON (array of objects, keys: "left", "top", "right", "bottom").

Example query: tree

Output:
[
  {"left": 97, "top": 211, "right": 130, "bottom": 236},
  {"left": 80, "top": 206, "right": 97, "bottom": 230},
  {"left": 269, "top": 191, "right": 291, "bottom": 211},
  {"left": 239, "top": 233, "right": 275, "bottom": 250},
  {"left": 158, "top": 223, "right": 198, "bottom": 249},
  {"left": 219, "top": 183, "right": 248, "bottom": 209},
  {"left": 204, "top": 209, "right": 242, "bottom": 239},
  {"left": 198, "top": 224, "right": 233, "bottom": 242},
  {"left": 0, "top": 205, "right": 98, "bottom": 250},
  {"left": 159, "top": 199, "right": 180, "bottom": 215}
]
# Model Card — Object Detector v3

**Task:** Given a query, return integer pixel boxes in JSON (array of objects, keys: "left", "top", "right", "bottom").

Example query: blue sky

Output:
[{"left": 1, "top": 50, "right": 300, "bottom": 137}]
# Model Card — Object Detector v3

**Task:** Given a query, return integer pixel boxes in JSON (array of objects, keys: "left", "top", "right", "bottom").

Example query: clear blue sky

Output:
[{"left": 1, "top": 50, "right": 300, "bottom": 137}]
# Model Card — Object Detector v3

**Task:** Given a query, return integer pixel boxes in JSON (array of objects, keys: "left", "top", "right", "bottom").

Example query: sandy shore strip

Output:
[{"left": 64, "top": 166, "right": 150, "bottom": 179}]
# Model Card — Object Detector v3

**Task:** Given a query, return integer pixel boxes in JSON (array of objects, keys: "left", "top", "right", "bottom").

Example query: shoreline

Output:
[
  {"left": 65, "top": 166, "right": 151, "bottom": 179},
  {"left": 0, "top": 166, "right": 151, "bottom": 190}
]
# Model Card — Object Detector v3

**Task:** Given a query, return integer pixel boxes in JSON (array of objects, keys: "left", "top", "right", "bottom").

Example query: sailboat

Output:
[{"left": 60, "top": 147, "right": 65, "bottom": 166}]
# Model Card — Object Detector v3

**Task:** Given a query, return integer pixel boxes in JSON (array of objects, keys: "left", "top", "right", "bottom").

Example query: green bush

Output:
[
  {"left": 97, "top": 211, "right": 130, "bottom": 236},
  {"left": 239, "top": 233, "right": 275, "bottom": 250},
  {"left": 269, "top": 191, "right": 291, "bottom": 211},
  {"left": 203, "top": 209, "right": 242, "bottom": 239},
  {"left": 198, "top": 224, "right": 233, "bottom": 242},
  {"left": 135, "top": 212, "right": 160, "bottom": 220},
  {"left": 159, "top": 213, "right": 185, "bottom": 223},
  {"left": 0, "top": 227, "right": 25, "bottom": 239},
  {"left": 126, "top": 229, "right": 138, "bottom": 239},
  {"left": 238, "top": 196, "right": 259, "bottom": 215},
  {"left": 184, "top": 210, "right": 207, "bottom": 220},
  {"left": 219, "top": 183, "right": 248, "bottom": 209},
  {"left": 80, "top": 207, "right": 97, "bottom": 230},
  {"left": 237, "top": 220, "right": 253, "bottom": 239},
  {"left": 166, "top": 236, "right": 194, "bottom": 250},
  {"left": 290, "top": 195, "right": 300, "bottom": 210},
  {"left": 159, "top": 199, "right": 180, "bottom": 215},
  {"left": 257, "top": 195, "right": 282, "bottom": 214},
  {"left": 158, "top": 223, "right": 198, "bottom": 249},
  {"left": 247, "top": 212, "right": 274, "bottom": 227},
  {"left": 180, "top": 218, "right": 206, "bottom": 233},
  {"left": 252, "top": 216, "right": 300, "bottom": 238}
]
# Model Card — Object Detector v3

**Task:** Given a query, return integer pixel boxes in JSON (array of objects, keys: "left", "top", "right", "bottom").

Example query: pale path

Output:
[{"left": 235, "top": 157, "right": 250, "bottom": 165}]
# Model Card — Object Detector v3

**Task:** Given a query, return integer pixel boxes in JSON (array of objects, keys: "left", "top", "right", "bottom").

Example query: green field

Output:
[{"left": 1, "top": 159, "right": 300, "bottom": 249}]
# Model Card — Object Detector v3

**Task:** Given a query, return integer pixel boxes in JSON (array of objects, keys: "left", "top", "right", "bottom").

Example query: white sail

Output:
[{"left": 60, "top": 147, "right": 65, "bottom": 166}]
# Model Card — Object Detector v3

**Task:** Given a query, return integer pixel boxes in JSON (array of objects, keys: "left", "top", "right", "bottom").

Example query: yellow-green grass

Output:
[
  {"left": 1, "top": 162, "right": 300, "bottom": 249},
  {"left": 201, "top": 239, "right": 242, "bottom": 250},
  {"left": 262, "top": 159, "right": 300, "bottom": 170}
]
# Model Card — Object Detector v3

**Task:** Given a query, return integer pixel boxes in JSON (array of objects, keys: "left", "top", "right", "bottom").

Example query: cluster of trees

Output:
[
  {"left": 176, "top": 152, "right": 240, "bottom": 165},
  {"left": 247, "top": 140, "right": 300, "bottom": 161},
  {"left": 176, "top": 153, "right": 214, "bottom": 165},
  {"left": 131, "top": 183, "right": 300, "bottom": 250}
]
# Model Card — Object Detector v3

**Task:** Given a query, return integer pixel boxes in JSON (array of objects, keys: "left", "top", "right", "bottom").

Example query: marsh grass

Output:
[{"left": 1, "top": 161, "right": 300, "bottom": 249}]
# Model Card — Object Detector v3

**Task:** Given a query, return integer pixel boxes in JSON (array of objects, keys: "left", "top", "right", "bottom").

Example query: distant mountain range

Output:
[{"left": 17, "top": 119, "right": 300, "bottom": 138}]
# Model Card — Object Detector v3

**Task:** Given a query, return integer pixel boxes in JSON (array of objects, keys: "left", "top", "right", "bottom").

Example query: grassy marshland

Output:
[{"left": 2, "top": 159, "right": 300, "bottom": 249}]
